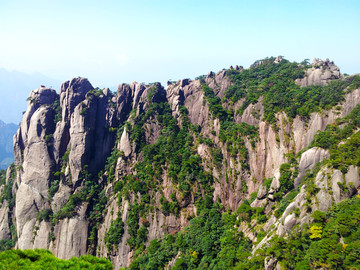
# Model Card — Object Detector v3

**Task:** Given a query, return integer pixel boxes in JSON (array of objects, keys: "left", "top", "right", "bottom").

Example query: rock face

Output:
[
  {"left": 0, "top": 201, "right": 10, "bottom": 240},
  {"left": 296, "top": 58, "right": 342, "bottom": 87},
  {"left": 9, "top": 80, "right": 118, "bottom": 257},
  {"left": 294, "top": 147, "right": 330, "bottom": 187},
  {"left": 0, "top": 59, "right": 360, "bottom": 269}
]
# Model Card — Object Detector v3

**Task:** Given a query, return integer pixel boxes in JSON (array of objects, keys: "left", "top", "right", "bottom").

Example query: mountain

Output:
[
  {"left": 0, "top": 68, "right": 61, "bottom": 124},
  {"left": 0, "top": 120, "right": 18, "bottom": 170},
  {"left": 0, "top": 57, "right": 360, "bottom": 269}
]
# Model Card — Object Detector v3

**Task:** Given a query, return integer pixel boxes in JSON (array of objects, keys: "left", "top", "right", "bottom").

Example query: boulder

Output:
[
  {"left": 269, "top": 169, "right": 281, "bottom": 194},
  {"left": 296, "top": 58, "right": 342, "bottom": 87},
  {"left": 294, "top": 147, "right": 330, "bottom": 187},
  {"left": 119, "top": 128, "right": 132, "bottom": 157},
  {"left": 257, "top": 184, "right": 268, "bottom": 200}
]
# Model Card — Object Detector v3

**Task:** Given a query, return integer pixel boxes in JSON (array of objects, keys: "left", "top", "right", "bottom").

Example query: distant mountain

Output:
[
  {"left": 0, "top": 120, "right": 17, "bottom": 170},
  {"left": 0, "top": 68, "right": 61, "bottom": 124}
]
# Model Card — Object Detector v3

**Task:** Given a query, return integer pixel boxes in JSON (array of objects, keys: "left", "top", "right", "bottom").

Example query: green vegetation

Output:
[
  {"left": 200, "top": 83, "right": 259, "bottom": 169},
  {"left": 80, "top": 102, "right": 89, "bottom": 116},
  {"left": 48, "top": 179, "right": 60, "bottom": 199},
  {"left": 36, "top": 208, "right": 53, "bottom": 222},
  {"left": 219, "top": 121, "right": 258, "bottom": 169},
  {"left": 274, "top": 189, "right": 299, "bottom": 218},
  {"left": 105, "top": 215, "right": 124, "bottom": 252},
  {"left": 127, "top": 196, "right": 360, "bottom": 269},
  {"left": 50, "top": 99, "right": 62, "bottom": 123},
  {"left": 0, "top": 249, "right": 112, "bottom": 269},
  {"left": 330, "top": 131, "right": 360, "bottom": 173},
  {"left": 312, "top": 104, "right": 360, "bottom": 173},
  {"left": 202, "top": 84, "right": 233, "bottom": 122},
  {"left": 119, "top": 85, "right": 214, "bottom": 201},
  {"left": 45, "top": 165, "right": 108, "bottom": 253},
  {"left": 123, "top": 81, "right": 360, "bottom": 268},
  {"left": 236, "top": 200, "right": 267, "bottom": 224},
  {"left": 160, "top": 194, "right": 180, "bottom": 216},
  {"left": 106, "top": 85, "right": 218, "bottom": 253},
  {"left": 0, "top": 164, "right": 16, "bottom": 207},
  {"left": 128, "top": 202, "right": 252, "bottom": 270},
  {"left": 262, "top": 196, "right": 360, "bottom": 269},
  {"left": 87, "top": 88, "right": 104, "bottom": 97},
  {"left": 263, "top": 178, "right": 273, "bottom": 191},
  {"left": 313, "top": 104, "right": 360, "bottom": 150},
  {"left": 126, "top": 203, "right": 149, "bottom": 251},
  {"left": 274, "top": 162, "right": 295, "bottom": 198},
  {"left": 225, "top": 57, "right": 360, "bottom": 122}
]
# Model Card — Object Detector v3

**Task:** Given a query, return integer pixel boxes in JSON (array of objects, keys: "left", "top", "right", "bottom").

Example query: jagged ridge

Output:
[{"left": 0, "top": 57, "right": 360, "bottom": 269}]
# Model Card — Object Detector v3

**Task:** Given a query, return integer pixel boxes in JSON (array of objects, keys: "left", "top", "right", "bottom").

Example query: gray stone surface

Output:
[
  {"left": 296, "top": 58, "right": 342, "bottom": 87},
  {"left": 0, "top": 201, "right": 10, "bottom": 240},
  {"left": 294, "top": 147, "right": 330, "bottom": 187},
  {"left": 119, "top": 128, "right": 132, "bottom": 157}
]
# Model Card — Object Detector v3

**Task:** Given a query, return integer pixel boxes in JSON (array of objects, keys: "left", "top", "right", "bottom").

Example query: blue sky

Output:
[{"left": 0, "top": 0, "right": 359, "bottom": 88}]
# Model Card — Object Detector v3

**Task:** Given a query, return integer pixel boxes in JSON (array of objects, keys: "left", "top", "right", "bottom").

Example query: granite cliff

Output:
[{"left": 1, "top": 57, "right": 360, "bottom": 269}]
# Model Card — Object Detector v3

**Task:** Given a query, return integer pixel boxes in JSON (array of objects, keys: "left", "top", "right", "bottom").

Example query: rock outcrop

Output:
[
  {"left": 294, "top": 147, "right": 330, "bottom": 187},
  {"left": 296, "top": 58, "right": 342, "bottom": 87}
]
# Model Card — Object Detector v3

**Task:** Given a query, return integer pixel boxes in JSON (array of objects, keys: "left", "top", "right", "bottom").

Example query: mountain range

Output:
[{"left": 0, "top": 57, "right": 360, "bottom": 269}]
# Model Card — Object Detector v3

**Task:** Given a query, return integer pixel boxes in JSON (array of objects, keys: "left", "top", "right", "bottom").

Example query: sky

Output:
[{"left": 0, "top": 0, "right": 360, "bottom": 89}]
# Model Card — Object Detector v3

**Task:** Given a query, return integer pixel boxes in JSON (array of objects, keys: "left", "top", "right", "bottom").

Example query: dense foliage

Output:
[
  {"left": 311, "top": 104, "right": 360, "bottom": 173},
  {"left": 202, "top": 84, "right": 233, "bottom": 122},
  {"left": 122, "top": 87, "right": 214, "bottom": 199},
  {"left": 126, "top": 196, "right": 360, "bottom": 270},
  {"left": 201, "top": 83, "right": 259, "bottom": 169},
  {"left": 225, "top": 58, "right": 360, "bottom": 122},
  {"left": 0, "top": 249, "right": 113, "bottom": 269},
  {"left": 260, "top": 196, "right": 360, "bottom": 269},
  {"left": 106, "top": 215, "right": 125, "bottom": 252},
  {"left": 110, "top": 85, "right": 215, "bottom": 253},
  {"left": 128, "top": 202, "right": 253, "bottom": 270}
]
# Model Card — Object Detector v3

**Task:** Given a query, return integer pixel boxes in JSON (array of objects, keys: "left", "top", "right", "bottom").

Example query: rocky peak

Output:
[
  {"left": 180, "top": 79, "right": 190, "bottom": 88},
  {"left": 130, "top": 82, "right": 146, "bottom": 110},
  {"left": 29, "top": 86, "right": 58, "bottom": 107},
  {"left": 250, "top": 56, "right": 283, "bottom": 68},
  {"left": 312, "top": 57, "right": 334, "bottom": 66},
  {"left": 228, "top": 65, "right": 243, "bottom": 70},
  {"left": 150, "top": 83, "right": 167, "bottom": 103},
  {"left": 116, "top": 84, "right": 134, "bottom": 124},
  {"left": 23, "top": 86, "right": 57, "bottom": 125},
  {"left": 60, "top": 77, "right": 93, "bottom": 121},
  {"left": 273, "top": 56, "right": 283, "bottom": 63},
  {"left": 296, "top": 58, "right": 342, "bottom": 87},
  {"left": 13, "top": 86, "right": 58, "bottom": 165},
  {"left": 204, "top": 69, "right": 231, "bottom": 99}
]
